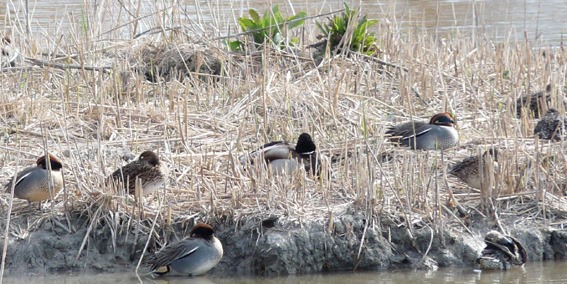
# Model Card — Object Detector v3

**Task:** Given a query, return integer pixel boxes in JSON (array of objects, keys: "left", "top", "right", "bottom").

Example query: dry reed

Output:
[{"left": 0, "top": 0, "right": 566, "bottom": 276}]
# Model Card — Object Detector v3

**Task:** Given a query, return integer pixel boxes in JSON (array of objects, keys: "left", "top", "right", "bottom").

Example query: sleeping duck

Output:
[
  {"left": 385, "top": 112, "right": 459, "bottom": 150},
  {"left": 516, "top": 84, "right": 552, "bottom": 118},
  {"left": 239, "top": 133, "right": 320, "bottom": 176},
  {"left": 450, "top": 148, "right": 499, "bottom": 190},
  {"left": 477, "top": 230, "right": 527, "bottom": 270}
]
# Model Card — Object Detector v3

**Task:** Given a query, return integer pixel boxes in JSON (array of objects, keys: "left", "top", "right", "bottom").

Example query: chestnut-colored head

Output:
[
  {"left": 429, "top": 112, "right": 455, "bottom": 127},
  {"left": 36, "top": 154, "right": 63, "bottom": 171},
  {"left": 190, "top": 223, "right": 215, "bottom": 240}
]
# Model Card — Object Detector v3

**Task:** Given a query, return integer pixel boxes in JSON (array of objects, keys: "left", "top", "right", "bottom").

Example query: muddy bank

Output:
[{"left": 1, "top": 209, "right": 565, "bottom": 277}]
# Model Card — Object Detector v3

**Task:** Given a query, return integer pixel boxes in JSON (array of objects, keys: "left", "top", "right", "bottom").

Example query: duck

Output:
[
  {"left": 148, "top": 223, "right": 223, "bottom": 277},
  {"left": 239, "top": 133, "right": 320, "bottom": 176},
  {"left": 107, "top": 150, "right": 167, "bottom": 195},
  {"left": 477, "top": 230, "right": 527, "bottom": 270},
  {"left": 1, "top": 36, "right": 21, "bottom": 68},
  {"left": 385, "top": 112, "right": 458, "bottom": 150},
  {"left": 5, "top": 154, "right": 64, "bottom": 205},
  {"left": 449, "top": 148, "right": 499, "bottom": 189},
  {"left": 516, "top": 84, "right": 552, "bottom": 118},
  {"left": 534, "top": 108, "right": 566, "bottom": 141}
]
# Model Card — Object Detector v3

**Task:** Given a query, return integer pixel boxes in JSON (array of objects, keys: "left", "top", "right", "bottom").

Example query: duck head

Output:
[
  {"left": 295, "top": 133, "right": 316, "bottom": 154},
  {"left": 484, "top": 148, "right": 499, "bottom": 161},
  {"left": 138, "top": 150, "right": 160, "bottom": 166},
  {"left": 483, "top": 230, "right": 527, "bottom": 265},
  {"left": 544, "top": 108, "right": 560, "bottom": 118},
  {"left": 190, "top": 223, "right": 215, "bottom": 241},
  {"left": 429, "top": 112, "right": 455, "bottom": 127},
  {"left": 36, "top": 154, "right": 63, "bottom": 171}
]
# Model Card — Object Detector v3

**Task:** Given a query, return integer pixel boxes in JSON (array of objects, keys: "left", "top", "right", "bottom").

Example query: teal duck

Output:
[
  {"left": 5, "top": 154, "right": 64, "bottom": 204},
  {"left": 534, "top": 108, "right": 566, "bottom": 141},
  {"left": 386, "top": 112, "right": 459, "bottom": 150},
  {"left": 477, "top": 230, "right": 527, "bottom": 270},
  {"left": 516, "top": 84, "right": 552, "bottom": 118},
  {"left": 449, "top": 148, "right": 499, "bottom": 189},
  {"left": 149, "top": 223, "right": 223, "bottom": 276},
  {"left": 108, "top": 150, "right": 167, "bottom": 195}
]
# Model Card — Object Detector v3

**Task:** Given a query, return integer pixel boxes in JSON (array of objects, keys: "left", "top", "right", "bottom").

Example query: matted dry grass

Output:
[{"left": 0, "top": 0, "right": 567, "bottom": 272}]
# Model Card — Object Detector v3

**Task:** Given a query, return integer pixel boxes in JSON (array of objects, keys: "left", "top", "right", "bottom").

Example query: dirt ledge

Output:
[{"left": 1, "top": 209, "right": 566, "bottom": 277}]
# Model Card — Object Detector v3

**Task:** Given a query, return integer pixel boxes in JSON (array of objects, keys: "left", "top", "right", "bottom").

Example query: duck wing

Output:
[
  {"left": 386, "top": 121, "right": 431, "bottom": 141},
  {"left": 449, "top": 156, "right": 479, "bottom": 177},
  {"left": 5, "top": 166, "right": 36, "bottom": 192},
  {"left": 149, "top": 238, "right": 200, "bottom": 273},
  {"left": 108, "top": 160, "right": 156, "bottom": 192},
  {"left": 239, "top": 141, "right": 294, "bottom": 165},
  {"left": 510, "top": 236, "right": 527, "bottom": 265}
]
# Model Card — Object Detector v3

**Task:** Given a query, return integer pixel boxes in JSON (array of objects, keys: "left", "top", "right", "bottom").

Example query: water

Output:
[
  {"left": 3, "top": 261, "right": 567, "bottom": 283},
  {"left": 0, "top": 1, "right": 565, "bottom": 46}
]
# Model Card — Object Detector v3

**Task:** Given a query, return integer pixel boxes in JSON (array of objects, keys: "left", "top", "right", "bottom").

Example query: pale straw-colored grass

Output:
[{"left": 0, "top": 0, "right": 566, "bottom": 275}]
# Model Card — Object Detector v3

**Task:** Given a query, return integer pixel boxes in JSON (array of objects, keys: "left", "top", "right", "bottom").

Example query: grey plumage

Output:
[
  {"left": 5, "top": 154, "right": 64, "bottom": 203},
  {"left": 149, "top": 223, "right": 223, "bottom": 276},
  {"left": 386, "top": 112, "right": 459, "bottom": 150},
  {"left": 240, "top": 133, "right": 320, "bottom": 176}
]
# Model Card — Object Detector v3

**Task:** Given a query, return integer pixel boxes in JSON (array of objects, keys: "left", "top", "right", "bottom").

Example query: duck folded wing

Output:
[
  {"left": 483, "top": 235, "right": 526, "bottom": 266},
  {"left": 386, "top": 121, "right": 431, "bottom": 140},
  {"left": 150, "top": 239, "right": 199, "bottom": 272},
  {"left": 5, "top": 168, "right": 34, "bottom": 191},
  {"left": 239, "top": 141, "right": 293, "bottom": 164}
]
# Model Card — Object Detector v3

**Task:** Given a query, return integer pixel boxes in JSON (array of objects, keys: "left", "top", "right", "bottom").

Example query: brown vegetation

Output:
[{"left": 0, "top": 1, "right": 566, "bottom": 277}]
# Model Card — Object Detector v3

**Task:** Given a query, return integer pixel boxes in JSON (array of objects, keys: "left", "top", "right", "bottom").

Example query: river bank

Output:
[{"left": 2, "top": 206, "right": 567, "bottom": 276}]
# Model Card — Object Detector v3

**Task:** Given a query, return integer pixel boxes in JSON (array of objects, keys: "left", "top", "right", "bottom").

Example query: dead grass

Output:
[{"left": 0, "top": 0, "right": 567, "bottom": 273}]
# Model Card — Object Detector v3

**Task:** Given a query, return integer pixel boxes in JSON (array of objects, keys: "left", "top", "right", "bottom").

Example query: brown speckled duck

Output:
[
  {"left": 534, "top": 108, "right": 566, "bottom": 141},
  {"left": 477, "top": 230, "right": 527, "bottom": 270},
  {"left": 108, "top": 150, "right": 168, "bottom": 195},
  {"left": 5, "top": 154, "right": 64, "bottom": 205},
  {"left": 239, "top": 133, "right": 320, "bottom": 176},
  {"left": 149, "top": 223, "right": 223, "bottom": 277},
  {"left": 386, "top": 112, "right": 459, "bottom": 150},
  {"left": 516, "top": 84, "right": 552, "bottom": 118},
  {"left": 449, "top": 148, "right": 499, "bottom": 189}
]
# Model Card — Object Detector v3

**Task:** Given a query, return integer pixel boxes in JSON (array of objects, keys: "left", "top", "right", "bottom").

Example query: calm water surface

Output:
[
  {"left": 3, "top": 261, "right": 567, "bottom": 283},
  {"left": 0, "top": 1, "right": 565, "bottom": 45}
]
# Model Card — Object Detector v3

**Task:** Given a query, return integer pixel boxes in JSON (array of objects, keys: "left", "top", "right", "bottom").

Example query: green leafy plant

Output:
[
  {"left": 228, "top": 5, "right": 306, "bottom": 50},
  {"left": 315, "top": 3, "right": 379, "bottom": 56}
]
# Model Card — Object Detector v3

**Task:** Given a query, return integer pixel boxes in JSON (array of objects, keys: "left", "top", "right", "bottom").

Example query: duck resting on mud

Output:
[{"left": 477, "top": 230, "right": 527, "bottom": 270}]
